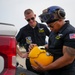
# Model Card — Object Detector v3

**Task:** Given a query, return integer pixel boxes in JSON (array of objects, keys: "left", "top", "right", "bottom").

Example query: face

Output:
[
  {"left": 47, "top": 20, "right": 61, "bottom": 32},
  {"left": 25, "top": 12, "right": 36, "bottom": 27}
]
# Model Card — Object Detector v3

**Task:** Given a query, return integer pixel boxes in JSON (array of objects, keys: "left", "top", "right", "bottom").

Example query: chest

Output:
[
  {"left": 23, "top": 28, "right": 46, "bottom": 38},
  {"left": 49, "top": 33, "right": 64, "bottom": 48}
]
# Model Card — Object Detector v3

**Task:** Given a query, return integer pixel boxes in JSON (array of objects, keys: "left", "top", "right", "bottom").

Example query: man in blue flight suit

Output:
[
  {"left": 30, "top": 6, "right": 75, "bottom": 75},
  {"left": 16, "top": 9, "right": 50, "bottom": 75}
]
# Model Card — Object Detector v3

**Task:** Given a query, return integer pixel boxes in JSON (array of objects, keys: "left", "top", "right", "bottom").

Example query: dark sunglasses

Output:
[
  {"left": 47, "top": 21, "right": 57, "bottom": 28},
  {"left": 26, "top": 17, "right": 35, "bottom": 22}
]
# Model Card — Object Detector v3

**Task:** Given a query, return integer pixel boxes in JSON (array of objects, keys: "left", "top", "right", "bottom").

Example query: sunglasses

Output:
[
  {"left": 48, "top": 21, "right": 57, "bottom": 28},
  {"left": 26, "top": 17, "right": 35, "bottom": 22}
]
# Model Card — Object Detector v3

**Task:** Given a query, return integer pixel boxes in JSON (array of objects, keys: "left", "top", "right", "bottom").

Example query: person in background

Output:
[
  {"left": 29, "top": 6, "right": 75, "bottom": 75},
  {"left": 16, "top": 9, "right": 50, "bottom": 75}
]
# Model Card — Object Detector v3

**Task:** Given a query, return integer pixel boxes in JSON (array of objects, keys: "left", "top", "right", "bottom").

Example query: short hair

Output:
[{"left": 24, "top": 9, "right": 34, "bottom": 15}]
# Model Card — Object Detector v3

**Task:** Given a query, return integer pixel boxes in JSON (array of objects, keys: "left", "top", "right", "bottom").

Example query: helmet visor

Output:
[{"left": 39, "top": 13, "right": 59, "bottom": 24}]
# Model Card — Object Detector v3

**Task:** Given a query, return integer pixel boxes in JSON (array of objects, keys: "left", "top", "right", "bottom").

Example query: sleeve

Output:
[
  {"left": 16, "top": 29, "right": 23, "bottom": 42},
  {"left": 44, "top": 25, "right": 51, "bottom": 36},
  {"left": 63, "top": 33, "right": 75, "bottom": 48}
]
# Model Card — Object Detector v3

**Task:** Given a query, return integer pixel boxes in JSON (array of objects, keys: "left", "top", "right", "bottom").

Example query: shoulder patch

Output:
[{"left": 69, "top": 33, "right": 75, "bottom": 39}]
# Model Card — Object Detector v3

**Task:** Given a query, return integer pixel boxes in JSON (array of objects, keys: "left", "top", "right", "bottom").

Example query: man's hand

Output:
[
  {"left": 44, "top": 44, "right": 48, "bottom": 49},
  {"left": 31, "top": 60, "right": 46, "bottom": 72},
  {"left": 28, "top": 44, "right": 37, "bottom": 51}
]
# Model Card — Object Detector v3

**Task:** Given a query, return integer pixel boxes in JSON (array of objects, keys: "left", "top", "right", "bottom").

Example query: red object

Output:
[{"left": 0, "top": 36, "right": 16, "bottom": 75}]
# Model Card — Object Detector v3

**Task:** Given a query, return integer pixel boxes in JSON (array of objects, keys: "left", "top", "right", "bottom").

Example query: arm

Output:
[
  {"left": 46, "top": 46, "right": 75, "bottom": 70},
  {"left": 16, "top": 28, "right": 28, "bottom": 58},
  {"left": 16, "top": 45, "right": 22, "bottom": 57},
  {"left": 16, "top": 45, "right": 28, "bottom": 58}
]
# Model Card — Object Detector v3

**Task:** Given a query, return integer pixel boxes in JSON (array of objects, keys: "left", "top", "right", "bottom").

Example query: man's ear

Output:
[{"left": 34, "top": 14, "right": 36, "bottom": 17}]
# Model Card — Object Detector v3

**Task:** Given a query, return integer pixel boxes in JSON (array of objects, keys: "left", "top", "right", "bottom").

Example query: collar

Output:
[
  {"left": 58, "top": 20, "right": 70, "bottom": 33},
  {"left": 27, "top": 22, "right": 40, "bottom": 29}
]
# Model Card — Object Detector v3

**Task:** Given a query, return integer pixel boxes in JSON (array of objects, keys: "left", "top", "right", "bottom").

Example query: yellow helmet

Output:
[{"left": 28, "top": 46, "right": 53, "bottom": 67}]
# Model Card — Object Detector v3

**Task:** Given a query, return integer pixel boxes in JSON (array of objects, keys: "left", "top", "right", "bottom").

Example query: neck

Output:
[{"left": 30, "top": 22, "right": 37, "bottom": 28}]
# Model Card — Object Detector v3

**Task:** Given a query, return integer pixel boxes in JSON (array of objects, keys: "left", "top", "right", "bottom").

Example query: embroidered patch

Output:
[
  {"left": 69, "top": 33, "right": 75, "bottom": 39},
  {"left": 55, "top": 35, "right": 60, "bottom": 39},
  {"left": 26, "top": 36, "right": 32, "bottom": 44},
  {"left": 55, "top": 34, "right": 63, "bottom": 39},
  {"left": 39, "top": 28, "right": 44, "bottom": 33}
]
